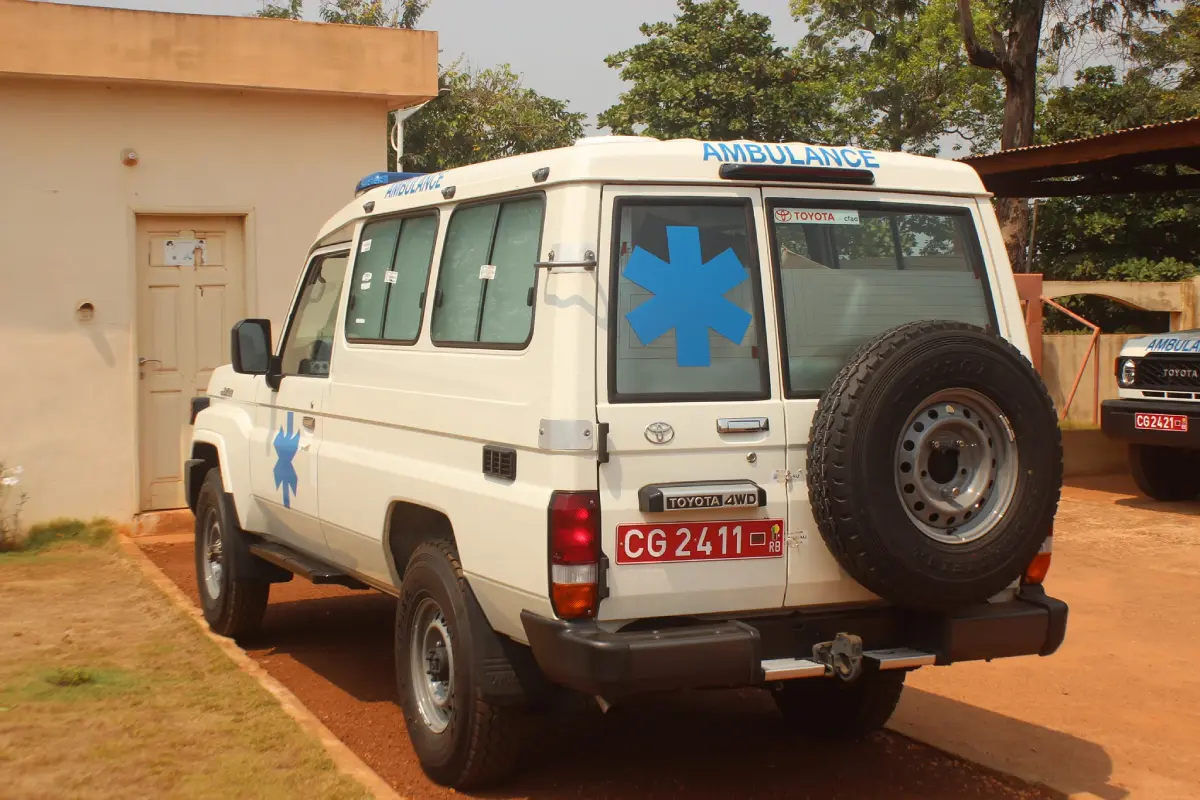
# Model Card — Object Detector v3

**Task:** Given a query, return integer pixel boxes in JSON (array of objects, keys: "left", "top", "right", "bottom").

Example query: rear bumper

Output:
[
  {"left": 520, "top": 586, "right": 1067, "bottom": 698},
  {"left": 1101, "top": 399, "right": 1200, "bottom": 447}
]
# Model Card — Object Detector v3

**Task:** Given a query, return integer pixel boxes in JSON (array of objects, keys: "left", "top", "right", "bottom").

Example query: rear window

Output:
[
  {"left": 770, "top": 202, "right": 993, "bottom": 396},
  {"left": 610, "top": 199, "right": 768, "bottom": 400}
]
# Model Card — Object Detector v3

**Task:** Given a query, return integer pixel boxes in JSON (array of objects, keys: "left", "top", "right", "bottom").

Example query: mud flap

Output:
[{"left": 463, "top": 581, "right": 550, "bottom": 707}]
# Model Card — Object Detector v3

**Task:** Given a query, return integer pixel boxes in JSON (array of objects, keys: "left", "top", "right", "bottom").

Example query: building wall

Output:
[{"left": 0, "top": 76, "right": 383, "bottom": 524}]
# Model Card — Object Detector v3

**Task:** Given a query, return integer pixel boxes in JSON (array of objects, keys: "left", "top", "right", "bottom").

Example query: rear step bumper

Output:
[{"left": 520, "top": 585, "right": 1067, "bottom": 699}]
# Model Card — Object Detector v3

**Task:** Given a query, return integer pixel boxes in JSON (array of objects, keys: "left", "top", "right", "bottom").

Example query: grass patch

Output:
[
  {"left": 17, "top": 517, "right": 117, "bottom": 552},
  {"left": 0, "top": 545, "right": 370, "bottom": 799}
]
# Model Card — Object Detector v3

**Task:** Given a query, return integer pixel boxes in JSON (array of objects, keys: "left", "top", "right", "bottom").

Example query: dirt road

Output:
[
  {"left": 895, "top": 476, "right": 1200, "bottom": 800},
  {"left": 140, "top": 475, "right": 1200, "bottom": 799}
]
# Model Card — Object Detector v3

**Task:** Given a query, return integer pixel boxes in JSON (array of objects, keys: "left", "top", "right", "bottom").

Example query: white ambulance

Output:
[
  {"left": 186, "top": 136, "right": 1067, "bottom": 789},
  {"left": 1102, "top": 331, "right": 1200, "bottom": 499}
]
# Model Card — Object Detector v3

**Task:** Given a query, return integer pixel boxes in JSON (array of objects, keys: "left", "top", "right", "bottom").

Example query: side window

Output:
[
  {"left": 279, "top": 252, "right": 349, "bottom": 377},
  {"left": 430, "top": 196, "right": 544, "bottom": 346},
  {"left": 611, "top": 200, "right": 767, "bottom": 400},
  {"left": 345, "top": 214, "right": 438, "bottom": 343}
]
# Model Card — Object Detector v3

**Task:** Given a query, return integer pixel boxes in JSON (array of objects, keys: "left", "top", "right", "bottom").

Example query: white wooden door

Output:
[{"left": 137, "top": 215, "right": 245, "bottom": 511}]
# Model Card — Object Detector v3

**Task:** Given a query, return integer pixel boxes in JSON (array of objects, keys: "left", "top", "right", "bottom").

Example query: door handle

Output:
[
  {"left": 717, "top": 417, "right": 769, "bottom": 434},
  {"left": 302, "top": 415, "right": 316, "bottom": 431},
  {"left": 138, "top": 357, "right": 161, "bottom": 366}
]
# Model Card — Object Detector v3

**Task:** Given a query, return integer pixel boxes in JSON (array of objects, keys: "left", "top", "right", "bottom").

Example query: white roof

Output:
[{"left": 317, "top": 136, "right": 990, "bottom": 241}]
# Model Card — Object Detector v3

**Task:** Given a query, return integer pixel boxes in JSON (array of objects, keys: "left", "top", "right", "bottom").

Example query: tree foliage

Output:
[
  {"left": 792, "top": 0, "right": 1003, "bottom": 154},
  {"left": 956, "top": 0, "right": 1167, "bottom": 271},
  {"left": 401, "top": 64, "right": 587, "bottom": 173},
  {"left": 254, "top": 1, "right": 430, "bottom": 27},
  {"left": 599, "top": 0, "right": 836, "bottom": 142},
  {"left": 1032, "top": 66, "right": 1200, "bottom": 331}
]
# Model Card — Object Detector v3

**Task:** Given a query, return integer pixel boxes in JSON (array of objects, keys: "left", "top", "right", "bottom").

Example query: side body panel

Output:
[{"left": 317, "top": 183, "right": 602, "bottom": 641}]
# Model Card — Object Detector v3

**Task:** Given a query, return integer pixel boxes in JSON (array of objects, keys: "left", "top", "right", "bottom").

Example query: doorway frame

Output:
[{"left": 127, "top": 206, "right": 256, "bottom": 514}]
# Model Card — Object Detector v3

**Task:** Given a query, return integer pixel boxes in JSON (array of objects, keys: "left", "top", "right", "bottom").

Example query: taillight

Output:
[
  {"left": 549, "top": 491, "right": 600, "bottom": 619},
  {"left": 1024, "top": 528, "right": 1052, "bottom": 585}
]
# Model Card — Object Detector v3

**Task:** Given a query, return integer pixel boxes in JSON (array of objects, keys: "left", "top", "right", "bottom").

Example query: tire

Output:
[
  {"left": 1129, "top": 444, "right": 1200, "bottom": 501},
  {"left": 395, "top": 541, "right": 524, "bottom": 789},
  {"left": 773, "top": 671, "right": 906, "bottom": 738},
  {"left": 808, "top": 320, "right": 1061, "bottom": 610},
  {"left": 194, "top": 470, "right": 269, "bottom": 640}
]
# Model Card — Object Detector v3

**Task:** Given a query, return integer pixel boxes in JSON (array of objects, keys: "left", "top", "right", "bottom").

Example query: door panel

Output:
[
  {"left": 137, "top": 216, "right": 244, "bottom": 511},
  {"left": 763, "top": 190, "right": 998, "bottom": 607},
  {"left": 595, "top": 186, "right": 789, "bottom": 622},
  {"left": 249, "top": 248, "right": 350, "bottom": 558}
]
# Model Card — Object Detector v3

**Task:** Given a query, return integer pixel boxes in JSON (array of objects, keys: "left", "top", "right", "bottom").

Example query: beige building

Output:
[{"left": 0, "top": 0, "right": 438, "bottom": 524}]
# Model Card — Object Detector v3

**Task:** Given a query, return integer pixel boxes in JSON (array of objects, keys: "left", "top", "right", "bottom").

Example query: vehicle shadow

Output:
[
  {"left": 141, "top": 543, "right": 1110, "bottom": 799},
  {"left": 259, "top": 591, "right": 1092, "bottom": 800},
  {"left": 893, "top": 688, "right": 1125, "bottom": 800}
]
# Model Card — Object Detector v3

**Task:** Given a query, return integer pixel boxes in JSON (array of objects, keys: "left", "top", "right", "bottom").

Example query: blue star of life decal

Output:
[
  {"left": 622, "top": 226, "right": 753, "bottom": 367},
  {"left": 273, "top": 411, "right": 300, "bottom": 509}
]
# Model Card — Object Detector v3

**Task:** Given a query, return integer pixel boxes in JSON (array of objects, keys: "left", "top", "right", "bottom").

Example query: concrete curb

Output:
[{"left": 119, "top": 535, "right": 404, "bottom": 800}]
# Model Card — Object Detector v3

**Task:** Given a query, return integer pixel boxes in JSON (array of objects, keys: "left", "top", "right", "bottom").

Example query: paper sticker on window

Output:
[
  {"left": 384, "top": 270, "right": 398, "bottom": 284},
  {"left": 774, "top": 208, "right": 860, "bottom": 225},
  {"left": 479, "top": 264, "right": 497, "bottom": 280},
  {"left": 361, "top": 239, "right": 373, "bottom": 253}
]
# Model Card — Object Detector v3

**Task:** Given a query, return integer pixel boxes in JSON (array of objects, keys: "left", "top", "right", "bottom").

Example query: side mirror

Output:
[{"left": 231, "top": 319, "right": 272, "bottom": 375}]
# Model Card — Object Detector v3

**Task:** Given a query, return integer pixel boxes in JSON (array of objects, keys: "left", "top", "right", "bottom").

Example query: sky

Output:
[{"left": 47, "top": 0, "right": 809, "bottom": 134}]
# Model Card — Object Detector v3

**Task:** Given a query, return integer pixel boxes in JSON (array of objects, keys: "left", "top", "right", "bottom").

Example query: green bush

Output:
[{"left": 20, "top": 518, "right": 117, "bottom": 552}]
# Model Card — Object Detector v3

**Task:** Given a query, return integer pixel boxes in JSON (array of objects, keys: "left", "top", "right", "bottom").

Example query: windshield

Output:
[{"left": 770, "top": 202, "right": 993, "bottom": 396}]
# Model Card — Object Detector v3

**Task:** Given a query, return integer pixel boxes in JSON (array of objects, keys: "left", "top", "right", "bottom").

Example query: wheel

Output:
[
  {"left": 395, "top": 541, "right": 524, "bottom": 789},
  {"left": 773, "top": 672, "right": 906, "bottom": 738},
  {"left": 1129, "top": 444, "right": 1200, "bottom": 501},
  {"left": 194, "top": 470, "right": 269, "bottom": 639},
  {"left": 808, "top": 320, "right": 1062, "bottom": 609}
]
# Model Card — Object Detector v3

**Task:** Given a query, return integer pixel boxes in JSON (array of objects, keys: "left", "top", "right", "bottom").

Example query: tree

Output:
[
  {"left": 255, "top": 0, "right": 303, "bottom": 18},
  {"left": 599, "top": 0, "right": 836, "bottom": 142},
  {"left": 1133, "top": 0, "right": 1200, "bottom": 108},
  {"left": 254, "top": 0, "right": 430, "bottom": 26},
  {"left": 792, "top": 0, "right": 1003, "bottom": 154},
  {"left": 1032, "top": 66, "right": 1200, "bottom": 331},
  {"left": 955, "top": 0, "right": 1166, "bottom": 271},
  {"left": 401, "top": 64, "right": 587, "bottom": 172}
]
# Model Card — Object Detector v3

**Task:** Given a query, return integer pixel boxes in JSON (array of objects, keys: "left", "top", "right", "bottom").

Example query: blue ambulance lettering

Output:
[
  {"left": 703, "top": 142, "right": 880, "bottom": 169},
  {"left": 385, "top": 172, "right": 446, "bottom": 198},
  {"left": 1146, "top": 337, "right": 1200, "bottom": 353}
]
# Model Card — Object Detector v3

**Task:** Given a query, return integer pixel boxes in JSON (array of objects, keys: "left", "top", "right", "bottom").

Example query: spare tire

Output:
[{"left": 807, "top": 320, "right": 1061, "bottom": 610}]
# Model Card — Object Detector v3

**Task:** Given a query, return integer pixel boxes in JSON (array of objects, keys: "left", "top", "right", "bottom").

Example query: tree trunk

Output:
[
  {"left": 957, "top": 0, "right": 1045, "bottom": 272},
  {"left": 994, "top": 0, "right": 1044, "bottom": 273}
]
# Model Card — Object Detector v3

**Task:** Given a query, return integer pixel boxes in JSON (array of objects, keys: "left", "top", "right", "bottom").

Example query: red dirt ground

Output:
[{"left": 140, "top": 557, "right": 1057, "bottom": 798}]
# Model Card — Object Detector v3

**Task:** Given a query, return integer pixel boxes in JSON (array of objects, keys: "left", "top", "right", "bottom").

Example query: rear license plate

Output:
[
  {"left": 1134, "top": 413, "right": 1189, "bottom": 432},
  {"left": 616, "top": 519, "right": 784, "bottom": 565}
]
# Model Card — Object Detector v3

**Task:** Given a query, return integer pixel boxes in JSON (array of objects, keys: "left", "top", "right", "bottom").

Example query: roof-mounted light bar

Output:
[
  {"left": 718, "top": 163, "right": 876, "bottom": 186},
  {"left": 355, "top": 171, "right": 427, "bottom": 197}
]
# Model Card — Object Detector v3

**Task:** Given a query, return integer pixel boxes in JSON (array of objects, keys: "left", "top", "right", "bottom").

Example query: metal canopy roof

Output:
[{"left": 958, "top": 117, "right": 1200, "bottom": 197}]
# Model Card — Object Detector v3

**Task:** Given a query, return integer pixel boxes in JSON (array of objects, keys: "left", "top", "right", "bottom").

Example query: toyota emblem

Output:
[{"left": 645, "top": 422, "right": 675, "bottom": 444}]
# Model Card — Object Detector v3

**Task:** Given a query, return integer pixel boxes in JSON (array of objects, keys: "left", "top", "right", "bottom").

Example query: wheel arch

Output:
[{"left": 383, "top": 499, "right": 459, "bottom": 586}]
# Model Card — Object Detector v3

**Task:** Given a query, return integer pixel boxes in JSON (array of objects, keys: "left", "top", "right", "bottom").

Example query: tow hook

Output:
[{"left": 813, "top": 632, "right": 864, "bottom": 681}]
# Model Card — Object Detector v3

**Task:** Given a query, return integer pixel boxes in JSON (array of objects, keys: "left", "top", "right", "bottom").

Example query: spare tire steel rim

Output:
[{"left": 894, "top": 388, "right": 1018, "bottom": 545}]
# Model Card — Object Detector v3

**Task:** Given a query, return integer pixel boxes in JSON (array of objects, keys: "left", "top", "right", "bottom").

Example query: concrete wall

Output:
[
  {"left": 0, "top": 76, "right": 383, "bottom": 524},
  {"left": 1042, "top": 333, "right": 1142, "bottom": 427}
]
